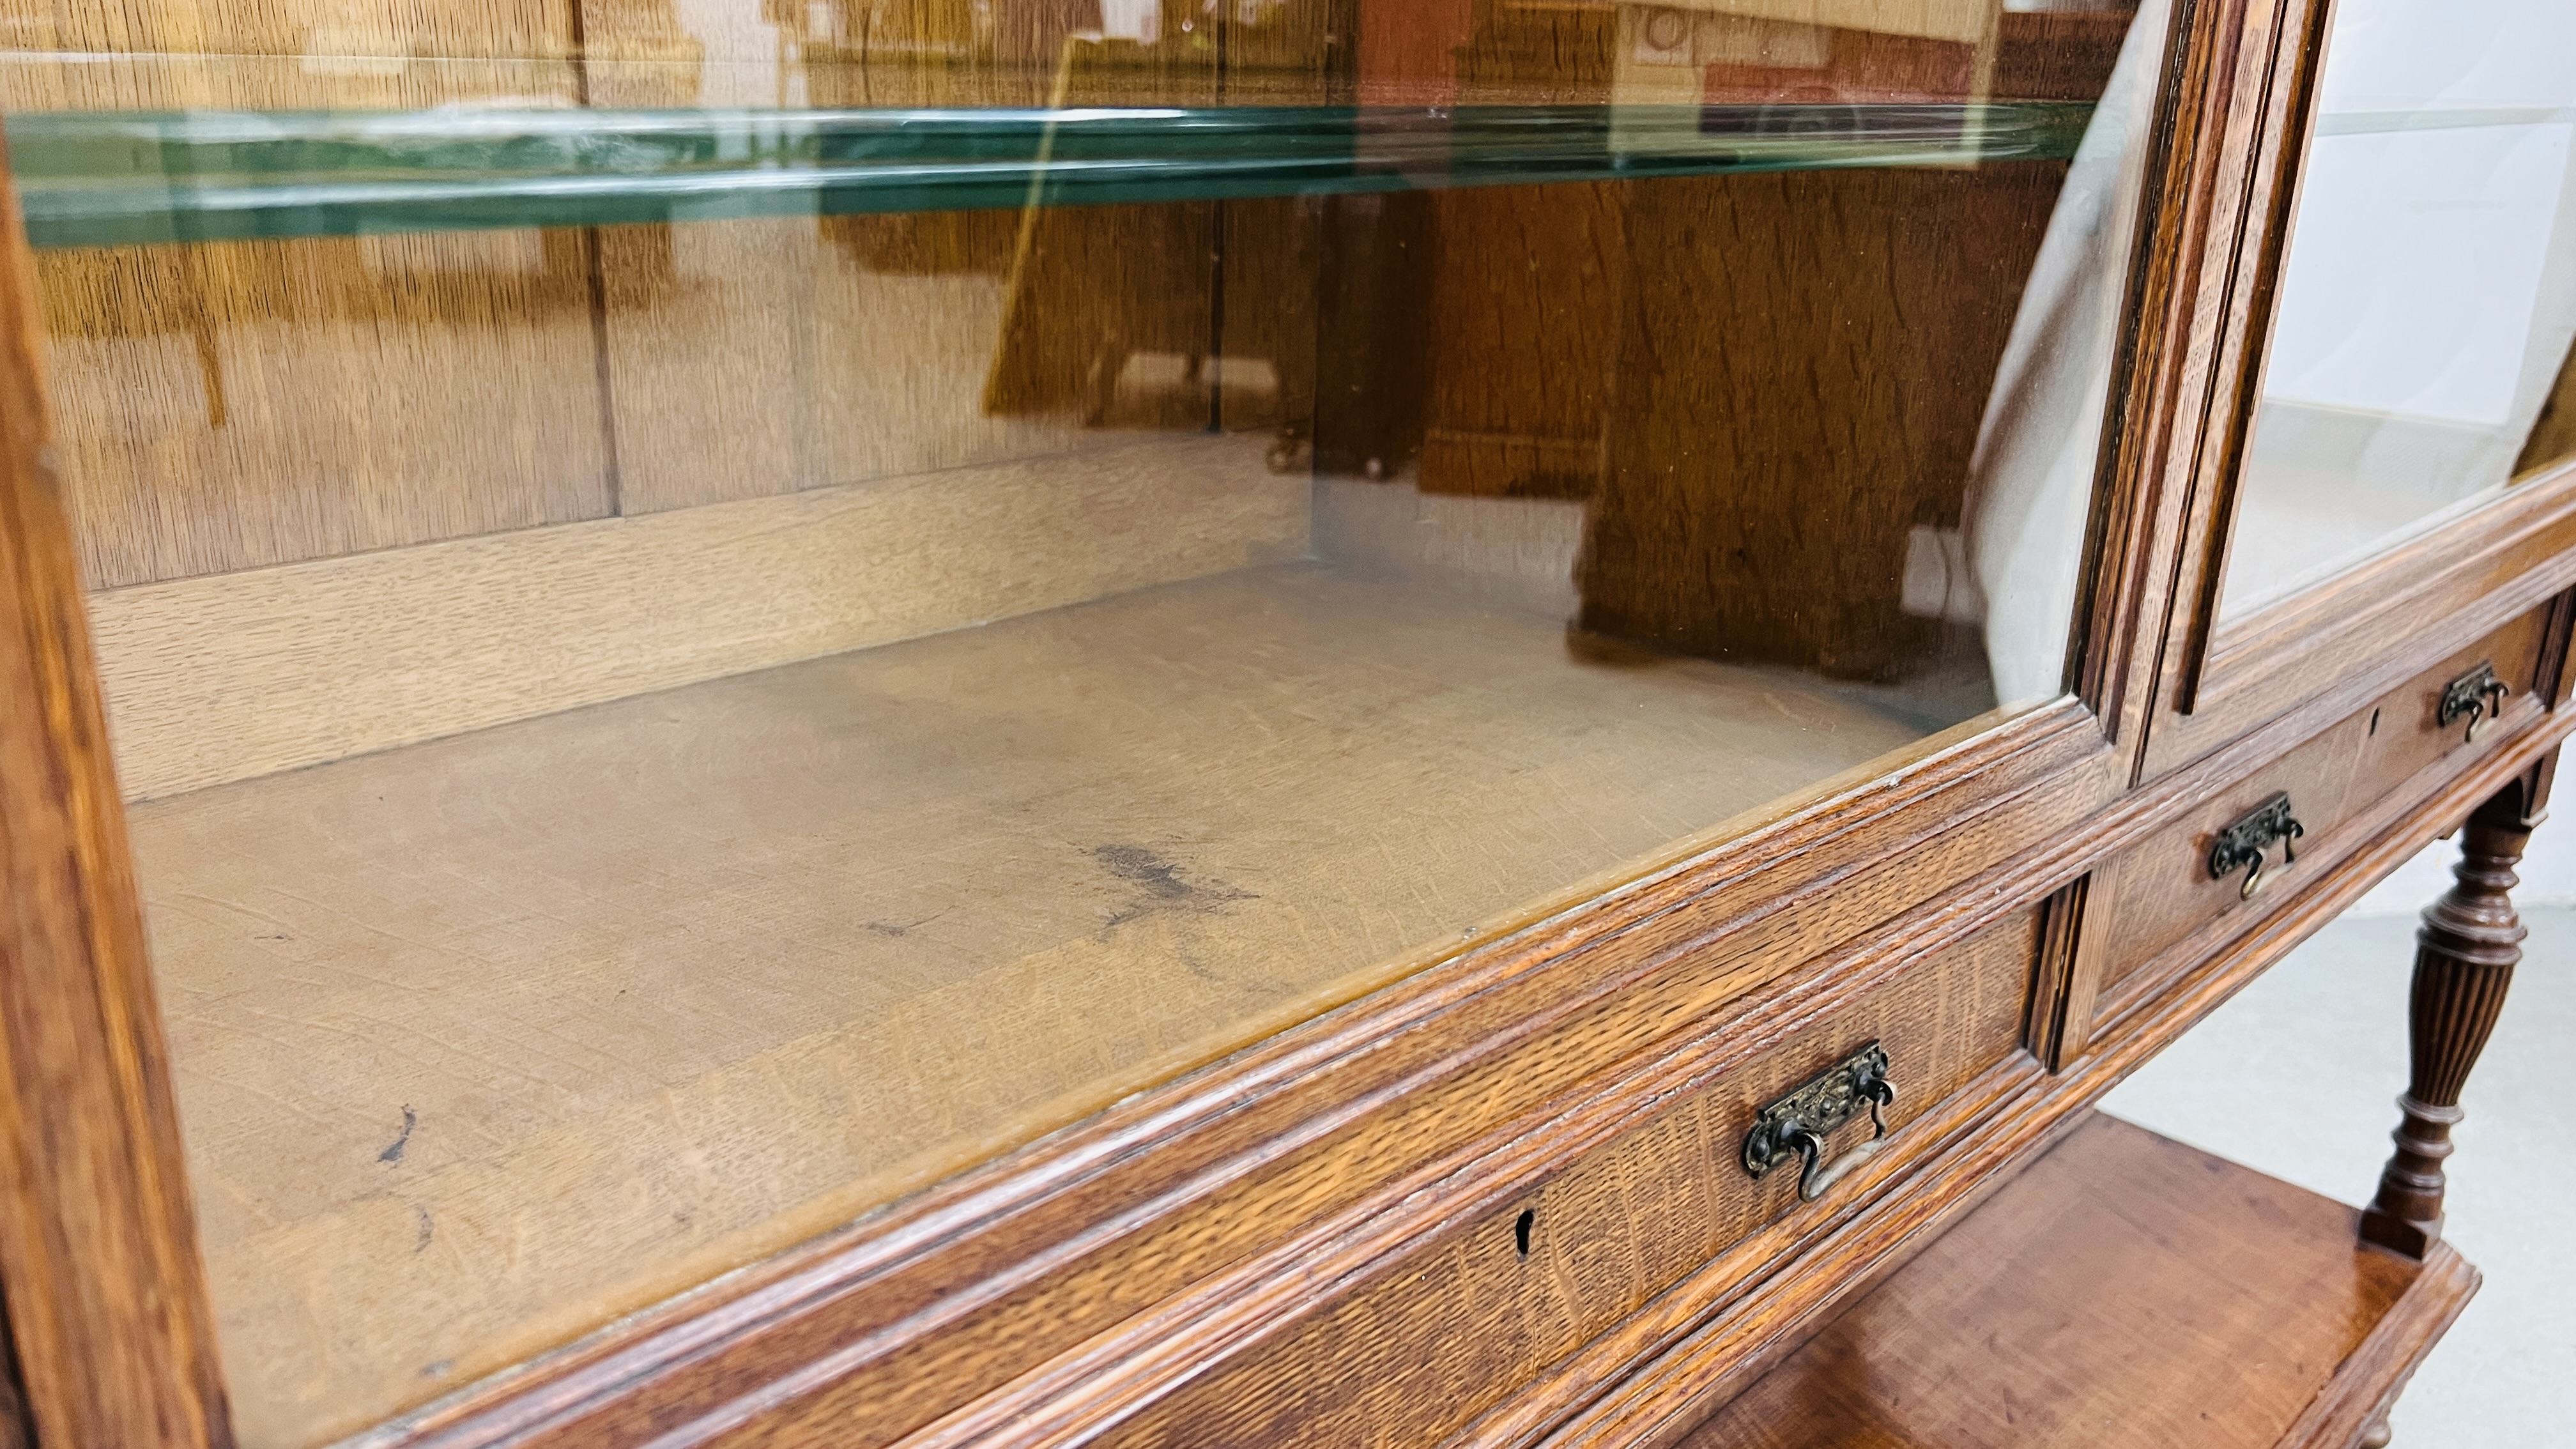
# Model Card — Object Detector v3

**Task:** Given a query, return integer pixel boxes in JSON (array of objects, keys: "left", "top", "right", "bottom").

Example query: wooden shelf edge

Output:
[
  {"left": 1664, "top": 1114, "right": 2481, "bottom": 1449},
  {"left": 2278, "top": 1239, "right": 2478, "bottom": 1449}
]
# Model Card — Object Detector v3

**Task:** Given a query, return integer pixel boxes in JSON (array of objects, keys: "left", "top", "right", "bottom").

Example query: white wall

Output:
[{"left": 2352, "top": 827, "right": 2576, "bottom": 917}]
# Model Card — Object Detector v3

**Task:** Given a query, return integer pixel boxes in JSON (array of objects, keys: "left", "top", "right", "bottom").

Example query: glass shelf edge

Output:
[
  {"left": 4, "top": 101, "right": 2096, "bottom": 249},
  {"left": 2315, "top": 103, "right": 2576, "bottom": 137}
]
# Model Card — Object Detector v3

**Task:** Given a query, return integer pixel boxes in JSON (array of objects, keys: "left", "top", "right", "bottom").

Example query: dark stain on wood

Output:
[{"left": 378, "top": 1107, "right": 418, "bottom": 1166}]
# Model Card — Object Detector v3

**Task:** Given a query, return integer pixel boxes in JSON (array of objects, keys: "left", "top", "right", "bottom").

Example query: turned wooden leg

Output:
[{"left": 2359, "top": 792, "right": 2534, "bottom": 1257}]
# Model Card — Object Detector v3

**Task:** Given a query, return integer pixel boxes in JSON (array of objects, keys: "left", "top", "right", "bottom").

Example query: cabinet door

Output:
[
  {"left": 0, "top": 2, "right": 2185, "bottom": 1445},
  {"left": 2142, "top": 0, "right": 2576, "bottom": 777}
]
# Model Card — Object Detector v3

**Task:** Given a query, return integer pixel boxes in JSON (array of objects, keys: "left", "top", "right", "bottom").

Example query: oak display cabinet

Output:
[{"left": 0, "top": 0, "right": 2567, "bottom": 1446}]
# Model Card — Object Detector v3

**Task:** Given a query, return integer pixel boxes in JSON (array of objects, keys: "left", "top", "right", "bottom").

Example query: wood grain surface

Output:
[
  {"left": 0, "top": 3, "right": 1266, "bottom": 590},
  {"left": 1514, "top": 732, "right": 2569, "bottom": 1449},
  {"left": 2517, "top": 339, "right": 2576, "bottom": 481},
  {"left": 31, "top": 228, "right": 613, "bottom": 592},
  {"left": 1453, "top": 0, "right": 1614, "bottom": 107},
  {"left": 1675, "top": 1114, "right": 2476, "bottom": 1449},
  {"left": 0, "top": 1319, "right": 27, "bottom": 1449},
  {"left": 218, "top": 625, "right": 2533, "bottom": 1449},
  {"left": 2104, "top": 603, "right": 2557, "bottom": 1003},
  {"left": 1415, "top": 183, "right": 1623, "bottom": 502},
  {"left": 592, "top": 10, "right": 1232, "bottom": 514},
  {"left": 592, "top": 209, "right": 1206, "bottom": 518},
  {"left": 360, "top": 697, "right": 2101, "bottom": 1449},
  {"left": 0, "top": 144, "right": 234, "bottom": 1449},
  {"left": 4, "top": 4, "right": 2538, "bottom": 1449},
  {"left": 2092, "top": 703, "right": 2572, "bottom": 1064},
  {"left": 1579, "top": 162, "right": 2064, "bottom": 680},
  {"left": 88, "top": 433, "right": 1306, "bottom": 799},
  {"left": 128, "top": 562, "right": 1938, "bottom": 1446},
  {"left": 2024, "top": 870, "right": 2108, "bottom": 1071},
  {"left": 599, "top": 206, "right": 1220, "bottom": 521},
  {"left": 2362, "top": 780, "right": 2537, "bottom": 1259},
  {"left": 1086, "top": 912, "right": 2037, "bottom": 1449},
  {"left": 0, "top": 26, "right": 608, "bottom": 593},
  {"left": 2166, "top": 462, "right": 2576, "bottom": 777}
]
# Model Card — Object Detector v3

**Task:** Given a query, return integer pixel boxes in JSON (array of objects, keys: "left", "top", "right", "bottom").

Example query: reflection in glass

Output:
[
  {"left": 2220, "top": 0, "right": 2576, "bottom": 619},
  {"left": 3, "top": 1, "right": 2161, "bottom": 1441}
]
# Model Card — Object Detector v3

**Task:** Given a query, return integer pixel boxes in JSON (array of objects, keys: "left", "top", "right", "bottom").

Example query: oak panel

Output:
[
  {"left": 1416, "top": 183, "right": 1624, "bottom": 502},
  {"left": 90, "top": 432, "right": 1307, "bottom": 800},
  {"left": 1676, "top": 1114, "right": 2475, "bottom": 1449},
  {"left": 1514, "top": 725, "right": 2575, "bottom": 1449},
  {"left": 0, "top": 153, "right": 231, "bottom": 1449},
  {"left": 128, "top": 562, "right": 1932, "bottom": 1445},
  {"left": 0, "top": 0, "right": 574, "bottom": 60},
  {"left": 2101, "top": 710, "right": 2373, "bottom": 998},
  {"left": 1579, "top": 162, "right": 2065, "bottom": 680},
  {"left": 593, "top": 26, "right": 1222, "bottom": 518},
  {"left": 33, "top": 228, "right": 612, "bottom": 591},
  {"left": 2349, "top": 606, "right": 2557, "bottom": 809},
  {"left": 0, "top": 31, "right": 612, "bottom": 591},
  {"left": 2518, "top": 338, "right": 2576, "bottom": 480},
  {"left": 1089, "top": 911, "right": 2039, "bottom": 1449},
  {"left": 588, "top": 212, "right": 1119, "bottom": 517},
  {"left": 424, "top": 707, "right": 2108, "bottom": 1449},
  {"left": 2103, "top": 601, "right": 2559, "bottom": 999}
]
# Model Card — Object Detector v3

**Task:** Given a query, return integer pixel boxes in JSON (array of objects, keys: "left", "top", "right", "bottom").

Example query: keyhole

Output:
[{"left": 1514, "top": 1208, "right": 1536, "bottom": 1257}]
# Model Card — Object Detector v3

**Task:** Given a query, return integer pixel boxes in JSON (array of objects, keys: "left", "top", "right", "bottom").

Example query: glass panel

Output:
[
  {"left": 2218, "top": 0, "right": 2576, "bottom": 621},
  {"left": 3, "top": 1, "right": 2165, "bottom": 1441}
]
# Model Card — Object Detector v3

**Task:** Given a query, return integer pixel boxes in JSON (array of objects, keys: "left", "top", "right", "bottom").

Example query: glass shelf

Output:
[
  {"left": 2316, "top": 103, "right": 2576, "bottom": 137},
  {"left": 5, "top": 100, "right": 2096, "bottom": 250}
]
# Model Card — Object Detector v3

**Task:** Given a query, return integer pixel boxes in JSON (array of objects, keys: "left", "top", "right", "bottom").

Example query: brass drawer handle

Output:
[
  {"left": 2438, "top": 662, "right": 2510, "bottom": 743},
  {"left": 1742, "top": 1041, "right": 1896, "bottom": 1203},
  {"left": 2209, "top": 791, "right": 2304, "bottom": 900}
]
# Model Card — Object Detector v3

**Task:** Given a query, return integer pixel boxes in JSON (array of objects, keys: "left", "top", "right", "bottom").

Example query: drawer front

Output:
[
  {"left": 2357, "top": 607, "right": 2554, "bottom": 792},
  {"left": 1092, "top": 910, "right": 2041, "bottom": 1449},
  {"left": 2101, "top": 604, "right": 2558, "bottom": 1000}
]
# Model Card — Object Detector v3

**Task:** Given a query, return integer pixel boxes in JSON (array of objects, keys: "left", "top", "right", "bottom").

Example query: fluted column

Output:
[{"left": 2360, "top": 801, "right": 2533, "bottom": 1257}]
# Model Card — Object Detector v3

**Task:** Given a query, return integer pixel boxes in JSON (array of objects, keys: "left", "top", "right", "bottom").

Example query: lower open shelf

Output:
[{"left": 1683, "top": 1113, "right": 2477, "bottom": 1449}]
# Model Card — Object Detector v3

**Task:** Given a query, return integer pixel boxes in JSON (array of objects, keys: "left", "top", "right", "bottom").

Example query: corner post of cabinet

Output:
[
  {"left": 2359, "top": 753, "right": 2555, "bottom": 1259},
  {"left": 0, "top": 132, "right": 233, "bottom": 1448}
]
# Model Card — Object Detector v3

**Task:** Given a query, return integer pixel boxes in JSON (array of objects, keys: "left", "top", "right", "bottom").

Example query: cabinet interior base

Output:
[
  {"left": 125, "top": 559, "right": 1988, "bottom": 1448},
  {"left": 1680, "top": 1112, "right": 2476, "bottom": 1449}
]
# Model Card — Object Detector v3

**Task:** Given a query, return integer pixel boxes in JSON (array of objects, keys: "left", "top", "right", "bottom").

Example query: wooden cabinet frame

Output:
[
  {"left": 0, "top": 165, "right": 231, "bottom": 1449},
  {"left": 0, "top": 0, "right": 2565, "bottom": 1445}
]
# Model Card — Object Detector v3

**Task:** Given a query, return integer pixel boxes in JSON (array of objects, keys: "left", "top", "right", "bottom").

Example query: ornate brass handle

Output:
[
  {"left": 2209, "top": 792, "right": 2304, "bottom": 900},
  {"left": 2439, "top": 662, "right": 2510, "bottom": 744},
  {"left": 1743, "top": 1043, "right": 1897, "bottom": 1203}
]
